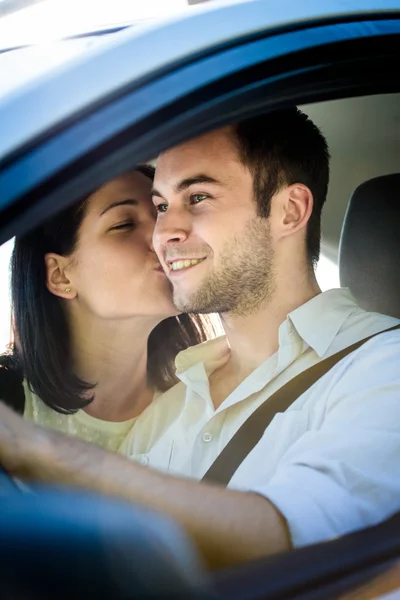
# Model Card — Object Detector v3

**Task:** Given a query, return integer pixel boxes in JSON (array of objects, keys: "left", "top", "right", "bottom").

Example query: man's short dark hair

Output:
[{"left": 232, "top": 108, "right": 330, "bottom": 266}]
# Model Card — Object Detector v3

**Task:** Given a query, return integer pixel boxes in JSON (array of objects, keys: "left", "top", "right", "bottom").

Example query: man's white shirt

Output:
[{"left": 120, "top": 288, "right": 400, "bottom": 547}]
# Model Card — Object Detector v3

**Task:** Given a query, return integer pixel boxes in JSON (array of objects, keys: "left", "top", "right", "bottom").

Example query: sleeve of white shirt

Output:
[{"left": 249, "top": 331, "right": 400, "bottom": 548}]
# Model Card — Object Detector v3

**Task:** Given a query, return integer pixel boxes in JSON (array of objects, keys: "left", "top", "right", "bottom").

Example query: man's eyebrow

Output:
[
  {"left": 100, "top": 199, "right": 138, "bottom": 216},
  {"left": 150, "top": 187, "right": 163, "bottom": 199},
  {"left": 175, "top": 175, "right": 220, "bottom": 192},
  {"left": 151, "top": 174, "right": 221, "bottom": 198}
]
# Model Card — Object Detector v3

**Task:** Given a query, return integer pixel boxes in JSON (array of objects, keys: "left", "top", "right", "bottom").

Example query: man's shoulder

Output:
[
  {"left": 330, "top": 306, "right": 400, "bottom": 357},
  {"left": 351, "top": 320, "right": 400, "bottom": 357},
  {"left": 323, "top": 314, "right": 400, "bottom": 404}
]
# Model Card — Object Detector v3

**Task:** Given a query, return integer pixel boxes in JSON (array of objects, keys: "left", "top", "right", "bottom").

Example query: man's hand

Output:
[
  {"left": 0, "top": 400, "right": 113, "bottom": 490},
  {"left": 0, "top": 400, "right": 48, "bottom": 479},
  {"left": 0, "top": 400, "right": 290, "bottom": 570}
]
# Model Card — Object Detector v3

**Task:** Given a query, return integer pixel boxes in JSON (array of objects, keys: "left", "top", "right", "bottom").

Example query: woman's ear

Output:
[{"left": 44, "top": 253, "right": 76, "bottom": 299}]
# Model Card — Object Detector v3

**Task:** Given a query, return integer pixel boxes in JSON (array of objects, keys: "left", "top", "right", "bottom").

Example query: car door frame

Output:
[{"left": 0, "top": 2, "right": 399, "bottom": 243}]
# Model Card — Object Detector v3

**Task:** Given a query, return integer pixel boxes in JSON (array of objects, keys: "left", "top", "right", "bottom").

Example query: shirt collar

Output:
[
  {"left": 287, "top": 288, "right": 359, "bottom": 357},
  {"left": 175, "top": 335, "right": 230, "bottom": 376},
  {"left": 175, "top": 288, "right": 359, "bottom": 376}
]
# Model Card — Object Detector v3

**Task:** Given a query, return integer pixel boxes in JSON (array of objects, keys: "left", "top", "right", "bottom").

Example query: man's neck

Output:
[
  {"left": 219, "top": 274, "right": 321, "bottom": 381},
  {"left": 69, "top": 309, "right": 160, "bottom": 422}
]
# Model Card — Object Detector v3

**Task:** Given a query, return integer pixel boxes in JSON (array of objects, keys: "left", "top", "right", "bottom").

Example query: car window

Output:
[
  {"left": 2, "top": 90, "right": 399, "bottom": 354},
  {"left": 3, "top": 91, "right": 400, "bottom": 352}
]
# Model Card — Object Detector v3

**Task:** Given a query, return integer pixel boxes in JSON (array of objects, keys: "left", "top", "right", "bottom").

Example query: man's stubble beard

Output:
[{"left": 173, "top": 217, "right": 276, "bottom": 317}]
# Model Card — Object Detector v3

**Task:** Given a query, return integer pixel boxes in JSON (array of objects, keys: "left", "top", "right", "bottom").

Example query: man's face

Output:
[{"left": 152, "top": 127, "right": 276, "bottom": 315}]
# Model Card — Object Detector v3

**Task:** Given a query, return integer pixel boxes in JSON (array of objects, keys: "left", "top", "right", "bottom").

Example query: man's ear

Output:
[
  {"left": 279, "top": 184, "right": 313, "bottom": 237},
  {"left": 44, "top": 253, "right": 76, "bottom": 299}
]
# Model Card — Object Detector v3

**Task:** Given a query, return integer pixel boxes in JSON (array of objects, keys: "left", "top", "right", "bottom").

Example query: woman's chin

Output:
[
  {"left": 160, "top": 305, "right": 181, "bottom": 319},
  {"left": 142, "top": 302, "right": 180, "bottom": 321}
]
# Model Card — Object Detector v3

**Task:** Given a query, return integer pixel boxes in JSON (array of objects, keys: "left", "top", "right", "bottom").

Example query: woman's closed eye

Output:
[{"left": 110, "top": 220, "right": 135, "bottom": 231}]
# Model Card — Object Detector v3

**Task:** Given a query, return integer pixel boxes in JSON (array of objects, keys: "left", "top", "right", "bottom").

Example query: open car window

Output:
[{"left": 0, "top": 1, "right": 399, "bottom": 598}]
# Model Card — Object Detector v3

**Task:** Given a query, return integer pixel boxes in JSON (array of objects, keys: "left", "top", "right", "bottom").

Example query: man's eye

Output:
[
  {"left": 190, "top": 193, "right": 209, "bottom": 204},
  {"left": 155, "top": 203, "right": 168, "bottom": 213}
]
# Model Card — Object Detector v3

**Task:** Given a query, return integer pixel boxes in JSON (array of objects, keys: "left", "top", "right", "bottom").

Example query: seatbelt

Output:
[{"left": 202, "top": 324, "right": 400, "bottom": 486}]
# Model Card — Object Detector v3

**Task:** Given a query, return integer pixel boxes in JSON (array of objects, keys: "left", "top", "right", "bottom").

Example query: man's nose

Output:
[{"left": 153, "top": 206, "right": 190, "bottom": 251}]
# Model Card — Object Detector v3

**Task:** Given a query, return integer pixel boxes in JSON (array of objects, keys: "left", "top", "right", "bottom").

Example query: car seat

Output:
[{"left": 339, "top": 173, "right": 400, "bottom": 318}]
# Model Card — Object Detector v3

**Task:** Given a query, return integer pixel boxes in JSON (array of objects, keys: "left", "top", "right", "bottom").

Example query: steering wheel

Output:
[
  {"left": 0, "top": 483, "right": 212, "bottom": 599},
  {"left": 0, "top": 467, "right": 25, "bottom": 495}
]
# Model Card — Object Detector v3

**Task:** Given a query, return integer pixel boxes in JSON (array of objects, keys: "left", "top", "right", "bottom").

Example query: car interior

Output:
[
  {"left": 0, "top": 4, "right": 399, "bottom": 588},
  {"left": 304, "top": 93, "right": 400, "bottom": 319}
]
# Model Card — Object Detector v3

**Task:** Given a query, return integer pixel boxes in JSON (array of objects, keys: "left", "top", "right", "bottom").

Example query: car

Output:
[{"left": 0, "top": 1, "right": 399, "bottom": 597}]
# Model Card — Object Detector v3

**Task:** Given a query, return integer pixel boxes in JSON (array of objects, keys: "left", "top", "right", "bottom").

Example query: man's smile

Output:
[{"left": 167, "top": 258, "right": 206, "bottom": 272}]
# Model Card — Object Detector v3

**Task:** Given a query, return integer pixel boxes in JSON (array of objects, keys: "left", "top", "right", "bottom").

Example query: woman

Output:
[{"left": 0, "top": 166, "right": 214, "bottom": 453}]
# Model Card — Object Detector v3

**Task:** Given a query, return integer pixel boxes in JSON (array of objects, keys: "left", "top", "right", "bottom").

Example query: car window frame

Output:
[{"left": 0, "top": 14, "right": 399, "bottom": 244}]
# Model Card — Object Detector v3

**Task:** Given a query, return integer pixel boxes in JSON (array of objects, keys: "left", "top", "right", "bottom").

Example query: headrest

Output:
[{"left": 339, "top": 173, "right": 400, "bottom": 318}]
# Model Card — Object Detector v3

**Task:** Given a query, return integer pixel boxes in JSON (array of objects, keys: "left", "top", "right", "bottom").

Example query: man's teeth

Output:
[{"left": 170, "top": 259, "right": 202, "bottom": 271}]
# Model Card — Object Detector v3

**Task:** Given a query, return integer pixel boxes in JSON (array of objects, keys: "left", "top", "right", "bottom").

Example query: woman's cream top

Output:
[
  {"left": 22, "top": 377, "right": 189, "bottom": 469},
  {"left": 23, "top": 380, "right": 141, "bottom": 453}
]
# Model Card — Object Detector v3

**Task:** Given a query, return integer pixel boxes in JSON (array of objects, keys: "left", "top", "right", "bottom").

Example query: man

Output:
[{"left": 1, "top": 108, "right": 400, "bottom": 570}]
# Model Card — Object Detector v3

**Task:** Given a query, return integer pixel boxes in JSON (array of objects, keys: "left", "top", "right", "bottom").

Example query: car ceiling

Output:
[{"left": 302, "top": 93, "right": 400, "bottom": 263}]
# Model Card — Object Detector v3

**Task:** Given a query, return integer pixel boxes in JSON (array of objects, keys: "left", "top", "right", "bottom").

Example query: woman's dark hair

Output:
[{"left": 9, "top": 166, "right": 215, "bottom": 414}]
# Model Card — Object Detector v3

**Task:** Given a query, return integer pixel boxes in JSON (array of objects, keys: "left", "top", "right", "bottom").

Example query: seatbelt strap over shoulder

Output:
[{"left": 201, "top": 324, "right": 400, "bottom": 486}]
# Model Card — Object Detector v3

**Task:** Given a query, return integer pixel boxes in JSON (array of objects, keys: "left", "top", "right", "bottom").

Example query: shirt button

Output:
[
  {"left": 140, "top": 456, "right": 149, "bottom": 466},
  {"left": 202, "top": 432, "right": 213, "bottom": 443}
]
